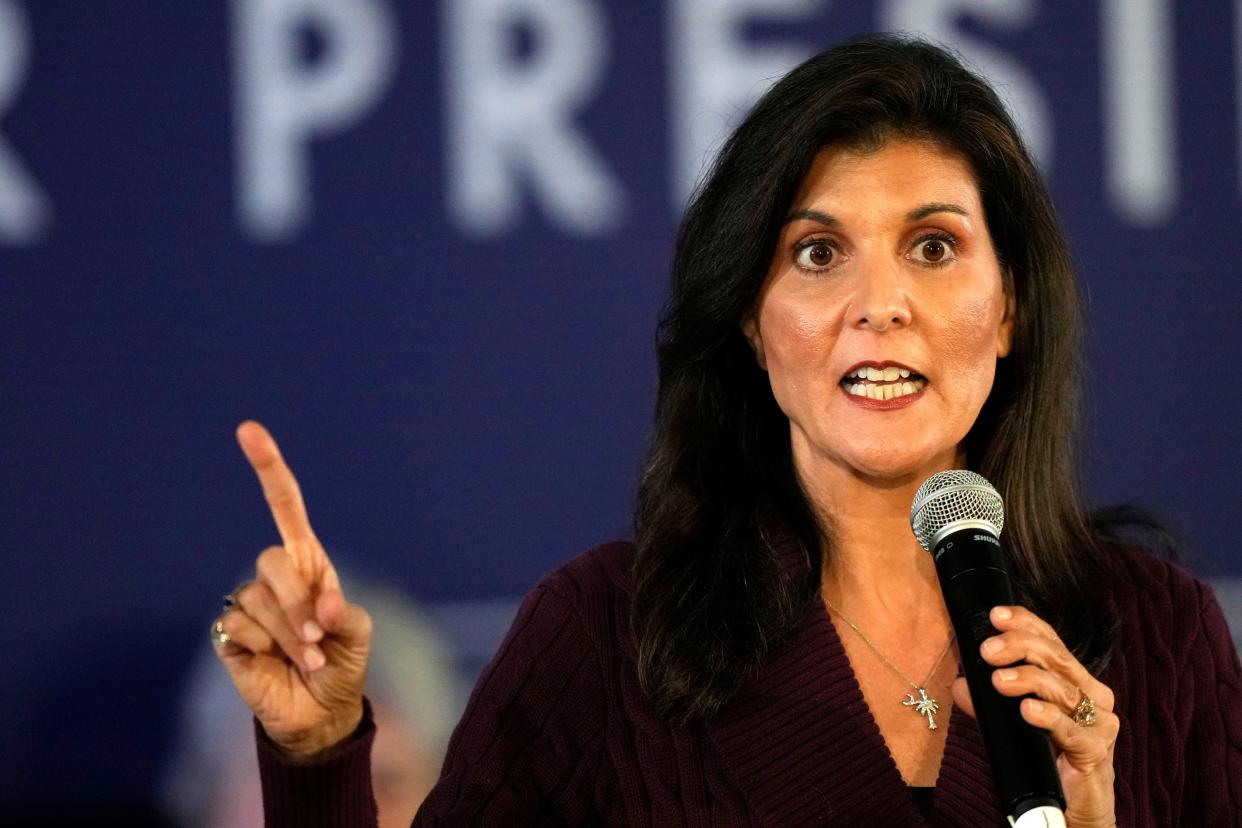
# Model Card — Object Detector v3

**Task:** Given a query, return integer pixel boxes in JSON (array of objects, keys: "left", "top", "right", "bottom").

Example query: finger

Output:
[
  {"left": 256, "top": 545, "right": 324, "bottom": 643},
  {"left": 982, "top": 605, "right": 1057, "bottom": 668},
  {"left": 235, "top": 579, "right": 326, "bottom": 673},
  {"left": 213, "top": 608, "right": 276, "bottom": 657},
  {"left": 1020, "top": 698, "right": 1119, "bottom": 766},
  {"left": 991, "top": 663, "right": 1083, "bottom": 712},
  {"left": 990, "top": 605, "right": 1060, "bottom": 641},
  {"left": 236, "top": 421, "right": 318, "bottom": 549},
  {"left": 316, "top": 583, "right": 347, "bottom": 634},
  {"left": 979, "top": 628, "right": 1070, "bottom": 680},
  {"left": 320, "top": 601, "right": 373, "bottom": 663},
  {"left": 979, "top": 628, "right": 1111, "bottom": 709},
  {"left": 989, "top": 606, "right": 1112, "bottom": 696}
]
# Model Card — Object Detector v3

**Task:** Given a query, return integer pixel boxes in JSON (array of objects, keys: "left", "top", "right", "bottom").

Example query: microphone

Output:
[{"left": 910, "top": 470, "right": 1067, "bottom": 828}]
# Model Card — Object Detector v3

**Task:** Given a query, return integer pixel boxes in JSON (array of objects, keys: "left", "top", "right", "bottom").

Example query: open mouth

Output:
[{"left": 840, "top": 364, "right": 927, "bottom": 401}]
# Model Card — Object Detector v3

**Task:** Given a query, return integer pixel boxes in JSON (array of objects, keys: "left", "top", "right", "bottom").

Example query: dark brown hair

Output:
[{"left": 632, "top": 34, "right": 1116, "bottom": 720}]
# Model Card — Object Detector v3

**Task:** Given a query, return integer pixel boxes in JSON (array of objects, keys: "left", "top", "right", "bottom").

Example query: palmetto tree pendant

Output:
[{"left": 902, "top": 687, "right": 941, "bottom": 730}]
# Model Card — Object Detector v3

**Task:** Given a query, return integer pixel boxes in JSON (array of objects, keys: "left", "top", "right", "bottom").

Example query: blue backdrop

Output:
[{"left": 2, "top": 0, "right": 1240, "bottom": 815}]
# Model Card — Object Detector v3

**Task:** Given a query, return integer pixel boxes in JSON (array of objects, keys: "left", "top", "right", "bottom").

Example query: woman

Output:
[{"left": 212, "top": 36, "right": 1242, "bottom": 826}]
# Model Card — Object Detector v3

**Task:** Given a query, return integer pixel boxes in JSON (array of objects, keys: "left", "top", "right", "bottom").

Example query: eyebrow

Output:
[
  {"left": 905, "top": 202, "right": 969, "bottom": 221},
  {"left": 783, "top": 202, "right": 970, "bottom": 225},
  {"left": 784, "top": 208, "right": 838, "bottom": 226}
]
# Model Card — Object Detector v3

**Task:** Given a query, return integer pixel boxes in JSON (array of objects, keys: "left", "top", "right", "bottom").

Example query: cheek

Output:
[
  {"left": 755, "top": 295, "right": 840, "bottom": 416},
  {"left": 761, "top": 299, "right": 836, "bottom": 366},
  {"left": 937, "top": 296, "right": 1004, "bottom": 385}
]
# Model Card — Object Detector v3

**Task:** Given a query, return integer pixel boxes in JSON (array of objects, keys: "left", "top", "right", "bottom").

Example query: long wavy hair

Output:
[{"left": 632, "top": 35, "right": 1117, "bottom": 720}]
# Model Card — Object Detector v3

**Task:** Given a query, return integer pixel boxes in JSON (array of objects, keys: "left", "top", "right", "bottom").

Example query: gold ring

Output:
[
  {"left": 210, "top": 617, "right": 231, "bottom": 648},
  {"left": 1071, "top": 688, "right": 1097, "bottom": 727}
]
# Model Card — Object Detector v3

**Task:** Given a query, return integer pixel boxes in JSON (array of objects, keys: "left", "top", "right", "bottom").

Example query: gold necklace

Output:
[{"left": 824, "top": 599, "right": 956, "bottom": 730}]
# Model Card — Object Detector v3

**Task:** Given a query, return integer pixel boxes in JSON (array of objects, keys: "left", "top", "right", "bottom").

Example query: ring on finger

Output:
[
  {"left": 1071, "top": 687, "right": 1097, "bottom": 727},
  {"left": 222, "top": 580, "right": 254, "bottom": 613},
  {"left": 210, "top": 617, "right": 231, "bottom": 648}
]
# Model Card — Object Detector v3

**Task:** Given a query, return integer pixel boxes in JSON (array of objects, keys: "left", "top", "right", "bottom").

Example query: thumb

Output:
[
  {"left": 313, "top": 562, "right": 346, "bottom": 633},
  {"left": 951, "top": 677, "right": 976, "bottom": 719},
  {"left": 317, "top": 589, "right": 371, "bottom": 649}
]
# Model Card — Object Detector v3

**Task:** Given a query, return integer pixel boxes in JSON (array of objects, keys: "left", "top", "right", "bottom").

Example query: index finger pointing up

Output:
[{"left": 236, "top": 420, "right": 317, "bottom": 547}]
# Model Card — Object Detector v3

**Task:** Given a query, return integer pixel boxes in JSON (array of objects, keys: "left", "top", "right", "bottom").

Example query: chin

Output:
[
  {"left": 792, "top": 421, "right": 962, "bottom": 487},
  {"left": 847, "top": 460, "right": 938, "bottom": 486},
  {"left": 838, "top": 443, "right": 959, "bottom": 485}
]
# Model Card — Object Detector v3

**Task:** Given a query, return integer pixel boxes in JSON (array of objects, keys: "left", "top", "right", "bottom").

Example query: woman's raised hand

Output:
[{"left": 212, "top": 421, "right": 373, "bottom": 759}]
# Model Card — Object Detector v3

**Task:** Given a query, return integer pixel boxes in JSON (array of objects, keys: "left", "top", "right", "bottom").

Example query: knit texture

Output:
[
  {"left": 258, "top": 541, "right": 1242, "bottom": 826},
  {"left": 256, "top": 698, "right": 379, "bottom": 827}
]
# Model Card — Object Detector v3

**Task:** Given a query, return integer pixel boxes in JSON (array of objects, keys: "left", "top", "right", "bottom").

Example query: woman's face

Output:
[{"left": 744, "top": 139, "right": 1013, "bottom": 486}]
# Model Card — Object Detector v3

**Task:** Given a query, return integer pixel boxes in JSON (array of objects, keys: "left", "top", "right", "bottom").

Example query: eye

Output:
[
  {"left": 911, "top": 233, "right": 958, "bottom": 266},
  {"left": 793, "top": 239, "right": 840, "bottom": 272}
]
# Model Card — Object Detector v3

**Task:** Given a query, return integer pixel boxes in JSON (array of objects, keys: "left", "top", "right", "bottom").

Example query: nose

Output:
[{"left": 851, "top": 262, "right": 912, "bottom": 331}]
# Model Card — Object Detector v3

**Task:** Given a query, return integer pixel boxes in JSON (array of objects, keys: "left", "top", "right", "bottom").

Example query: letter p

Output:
[{"left": 232, "top": 0, "right": 397, "bottom": 241}]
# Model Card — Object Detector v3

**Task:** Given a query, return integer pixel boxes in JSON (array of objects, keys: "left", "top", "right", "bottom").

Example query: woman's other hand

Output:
[
  {"left": 951, "top": 605, "right": 1119, "bottom": 828},
  {"left": 212, "top": 421, "right": 373, "bottom": 759}
]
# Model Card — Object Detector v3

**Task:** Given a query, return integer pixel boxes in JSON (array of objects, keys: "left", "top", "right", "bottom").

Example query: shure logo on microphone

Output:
[{"left": 974, "top": 534, "right": 1000, "bottom": 546}]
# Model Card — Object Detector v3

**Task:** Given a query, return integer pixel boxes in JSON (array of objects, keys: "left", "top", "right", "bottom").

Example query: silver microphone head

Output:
[{"left": 910, "top": 470, "right": 1005, "bottom": 552}]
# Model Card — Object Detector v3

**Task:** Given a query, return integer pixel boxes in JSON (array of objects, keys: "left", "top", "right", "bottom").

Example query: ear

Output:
[
  {"left": 741, "top": 314, "right": 767, "bottom": 371},
  {"left": 996, "top": 274, "right": 1016, "bottom": 358}
]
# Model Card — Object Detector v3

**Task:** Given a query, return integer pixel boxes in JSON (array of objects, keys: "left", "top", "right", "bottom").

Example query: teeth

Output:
[
  {"left": 844, "top": 378, "right": 927, "bottom": 399},
  {"left": 848, "top": 366, "right": 917, "bottom": 380}
]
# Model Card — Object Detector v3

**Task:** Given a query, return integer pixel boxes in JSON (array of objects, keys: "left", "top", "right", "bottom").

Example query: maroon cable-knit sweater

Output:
[{"left": 256, "top": 541, "right": 1242, "bottom": 826}]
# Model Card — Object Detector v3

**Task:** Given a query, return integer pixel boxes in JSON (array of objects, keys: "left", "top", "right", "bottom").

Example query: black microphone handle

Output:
[{"left": 933, "top": 526, "right": 1066, "bottom": 821}]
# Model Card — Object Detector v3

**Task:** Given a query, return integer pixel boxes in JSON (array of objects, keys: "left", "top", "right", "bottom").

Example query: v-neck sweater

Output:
[{"left": 256, "top": 541, "right": 1242, "bottom": 826}]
